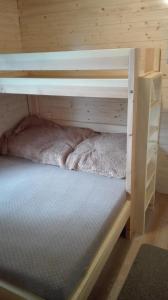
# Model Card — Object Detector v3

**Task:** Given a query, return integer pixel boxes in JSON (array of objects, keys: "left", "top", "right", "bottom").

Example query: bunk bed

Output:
[{"left": 0, "top": 48, "right": 162, "bottom": 300}]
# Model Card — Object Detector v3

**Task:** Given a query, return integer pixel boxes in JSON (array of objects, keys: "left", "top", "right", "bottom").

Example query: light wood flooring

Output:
[{"left": 89, "top": 193, "right": 168, "bottom": 300}]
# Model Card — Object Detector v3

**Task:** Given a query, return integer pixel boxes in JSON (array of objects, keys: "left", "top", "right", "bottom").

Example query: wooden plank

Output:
[
  {"left": 26, "top": 70, "right": 128, "bottom": 79},
  {"left": 0, "top": 49, "right": 130, "bottom": 71},
  {"left": 0, "top": 0, "right": 28, "bottom": 138},
  {"left": 27, "top": 95, "right": 40, "bottom": 115},
  {"left": 126, "top": 48, "right": 135, "bottom": 193},
  {"left": 46, "top": 119, "right": 127, "bottom": 134},
  {"left": 0, "top": 94, "right": 28, "bottom": 137},
  {"left": 0, "top": 78, "right": 128, "bottom": 98},
  {"left": 0, "top": 0, "right": 21, "bottom": 53},
  {"left": 33, "top": 95, "right": 127, "bottom": 130},
  {"left": 144, "top": 49, "right": 161, "bottom": 73}
]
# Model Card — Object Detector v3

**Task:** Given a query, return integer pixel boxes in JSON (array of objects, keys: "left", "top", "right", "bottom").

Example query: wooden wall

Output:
[
  {"left": 28, "top": 95, "right": 128, "bottom": 133},
  {"left": 0, "top": 0, "right": 21, "bottom": 53},
  {"left": 0, "top": 0, "right": 28, "bottom": 136},
  {"left": 0, "top": 94, "right": 28, "bottom": 137}
]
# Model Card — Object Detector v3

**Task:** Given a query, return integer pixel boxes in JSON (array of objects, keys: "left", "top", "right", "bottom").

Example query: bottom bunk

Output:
[{"left": 0, "top": 156, "right": 130, "bottom": 300}]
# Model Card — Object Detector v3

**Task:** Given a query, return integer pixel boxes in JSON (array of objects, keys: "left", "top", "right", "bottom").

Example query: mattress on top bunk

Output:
[{"left": 0, "top": 156, "right": 126, "bottom": 300}]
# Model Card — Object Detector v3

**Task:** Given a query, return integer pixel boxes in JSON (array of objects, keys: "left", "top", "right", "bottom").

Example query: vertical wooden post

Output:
[
  {"left": 27, "top": 95, "right": 40, "bottom": 115},
  {"left": 128, "top": 48, "right": 141, "bottom": 236},
  {"left": 126, "top": 49, "right": 135, "bottom": 194},
  {"left": 145, "top": 48, "right": 161, "bottom": 73},
  {"left": 133, "top": 77, "right": 151, "bottom": 234}
]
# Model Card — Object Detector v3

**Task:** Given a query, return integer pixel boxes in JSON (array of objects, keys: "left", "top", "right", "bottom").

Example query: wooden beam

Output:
[
  {"left": 0, "top": 78, "right": 128, "bottom": 98},
  {"left": 27, "top": 70, "right": 128, "bottom": 79},
  {"left": 0, "top": 49, "right": 130, "bottom": 71},
  {"left": 49, "top": 120, "right": 127, "bottom": 134},
  {"left": 144, "top": 48, "right": 161, "bottom": 73},
  {"left": 126, "top": 48, "right": 136, "bottom": 193}
]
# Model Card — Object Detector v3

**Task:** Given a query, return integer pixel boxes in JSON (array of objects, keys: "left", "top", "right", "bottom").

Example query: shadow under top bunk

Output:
[{"left": 0, "top": 48, "right": 130, "bottom": 98}]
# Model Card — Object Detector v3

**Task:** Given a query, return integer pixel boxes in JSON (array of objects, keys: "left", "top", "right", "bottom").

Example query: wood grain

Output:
[
  {"left": 0, "top": 0, "right": 21, "bottom": 53},
  {"left": 0, "top": 77, "right": 128, "bottom": 98},
  {"left": 0, "top": 94, "right": 28, "bottom": 136},
  {"left": 0, "top": 0, "right": 28, "bottom": 136}
]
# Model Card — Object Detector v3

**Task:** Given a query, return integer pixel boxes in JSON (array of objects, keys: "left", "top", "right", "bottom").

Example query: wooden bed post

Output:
[
  {"left": 27, "top": 95, "right": 40, "bottom": 115},
  {"left": 130, "top": 49, "right": 161, "bottom": 235},
  {"left": 127, "top": 48, "right": 139, "bottom": 237}
]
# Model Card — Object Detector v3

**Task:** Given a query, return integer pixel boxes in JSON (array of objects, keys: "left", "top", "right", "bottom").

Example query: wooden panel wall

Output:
[
  {"left": 0, "top": 0, "right": 21, "bottom": 53},
  {"left": 0, "top": 0, "right": 28, "bottom": 136},
  {"left": 29, "top": 95, "right": 127, "bottom": 132},
  {"left": 0, "top": 94, "right": 28, "bottom": 136},
  {"left": 18, "top": 0, "right": 168, "bottom": 193}
]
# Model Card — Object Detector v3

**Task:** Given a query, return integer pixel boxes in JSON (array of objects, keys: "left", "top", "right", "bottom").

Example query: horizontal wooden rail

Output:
[
  {"left": 0, "top": 49, "right": 130, "bottom": 71},
  {"left": 0, "top": 78, "right": 128, "bottom": 98},
  {"left": 51, "top": 120, "right": 127, "bottom": 134}
]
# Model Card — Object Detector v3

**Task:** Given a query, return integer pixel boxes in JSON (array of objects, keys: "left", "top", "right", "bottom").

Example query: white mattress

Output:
[{"left": 0, "top": 156, "right": 126, "bottom": 300}]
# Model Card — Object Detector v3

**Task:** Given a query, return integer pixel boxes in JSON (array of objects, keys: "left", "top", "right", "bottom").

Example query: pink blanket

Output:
[
  {"left": 0, "top": 116, "right": 126, "bottom": 178},
  {"left": 0, "top": 116, "right": 95, "bottom": 167},
  {"left": 66, "top": 133, "right": 126, "bottom": 178}
]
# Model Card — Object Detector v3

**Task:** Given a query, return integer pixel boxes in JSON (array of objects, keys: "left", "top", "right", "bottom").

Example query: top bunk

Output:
[{"left": 0, "top": 48, "right": 161, "bottom": 98}]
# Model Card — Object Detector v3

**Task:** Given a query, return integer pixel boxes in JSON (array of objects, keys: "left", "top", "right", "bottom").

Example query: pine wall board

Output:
[
  {"left": 28, "top": 95, "right": 128, "bottom": 133},
  {"left": 0, "top": 94, "right": 28, "bottom": 136},
  {"left": 0, "top": 0, "right": 21, "bottom": 53},
  {"left": 0, "top": 0, "right": 28, "bottom": 135}
]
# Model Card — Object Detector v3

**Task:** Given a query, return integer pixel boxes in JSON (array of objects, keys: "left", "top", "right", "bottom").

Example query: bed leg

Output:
[
  {"left": 121, "top": 218, "right": 132, "bottom": 240},
  {"left": 125, "top": 218, "right": 132, "bottom": 240},
  {"left": 149, "top": 193, "right": 155, "bottom": 210}
]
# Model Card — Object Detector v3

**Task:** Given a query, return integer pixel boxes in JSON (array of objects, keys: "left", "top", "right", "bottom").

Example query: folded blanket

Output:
[
  {"left": 66, "top": 133, "right": 126, "bottom": 178},
  {"left": 0, "top": 116, "right": 95, "bottom": 167},
  {"left": 0, "top": 115, "right": 126, "bottom": 178}
]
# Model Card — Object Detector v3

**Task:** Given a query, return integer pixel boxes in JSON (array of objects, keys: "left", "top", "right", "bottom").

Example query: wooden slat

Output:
[
  {"left": 30, "top": 95, "right": 127, "bottom": 132},
  {"left": 144, "top": 49, "right": 161, "bottom": 73},
  {"left": 0, "top": 78, "right": 128, "bottom": 98},
  {"left": 26, "top": 70, "right": 128, "bottom": 79},
  {"left": 47, "top": 120, "right": 127, "bottom": 134},
  {"left": 133, "top": 76, "right": 150, "bottom": 234},
  {"left": 126, "top": 48, "right": 136, "bottom": 193},
  {"left": 0, "top": 0, "right": 21, "bottom": 53},
  {"left": 0, "top": 94, "right": 28, "bottom": 137},
  {"left": 0, "top": 49, "right": 130, "bottom": 71}
]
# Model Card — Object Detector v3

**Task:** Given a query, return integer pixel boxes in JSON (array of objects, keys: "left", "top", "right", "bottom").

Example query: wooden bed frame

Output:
[{"left": 0, "top": 48, "right": 162, "bottom": 300}]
